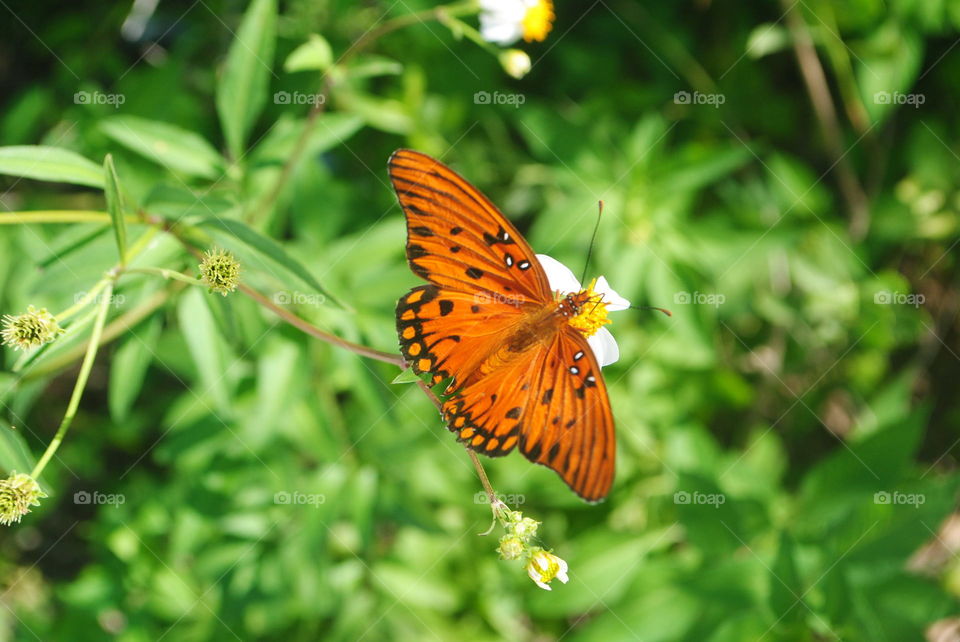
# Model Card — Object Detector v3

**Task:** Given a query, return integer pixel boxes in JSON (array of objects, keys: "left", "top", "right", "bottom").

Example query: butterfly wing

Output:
[
  {"left": 397, "top": 283, "right": 528, "bottom": 389},
  {"left": 389, "top": 149, "right": 552, "bottom": 302},
  {"left": 391, "top": 149, "right": 616, "bottom": 501},
  {"left": 391, "top": 149, "right": 552, "bottom": 390},
  {"left": 439, "top": 326, "right": 615, "bottom": 502}
]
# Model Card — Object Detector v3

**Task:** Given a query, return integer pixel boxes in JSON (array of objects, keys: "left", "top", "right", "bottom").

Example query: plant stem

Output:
[
  {"left": 124, "top": 267, "right": 205, "bottom": 287},
  {"left": 31, "top": 276, "right": 116, "bottom": 479},
  {"left": 239, "top": 283, "right": 404, "bottom": 367},
  {"left": 0, "top": 211, "right": 138, "bottom": 225},
  {"left": 781, "top": 0, "right": 870, "bottom": 240}
]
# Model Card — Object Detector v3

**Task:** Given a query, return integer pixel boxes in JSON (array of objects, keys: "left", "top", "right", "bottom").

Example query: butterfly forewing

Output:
[
  {"left": 390, "top": 149, "right": 618, "bottom": 501},
  {"left": 389, "top": 149, "right": 551, "bottom": 302}
]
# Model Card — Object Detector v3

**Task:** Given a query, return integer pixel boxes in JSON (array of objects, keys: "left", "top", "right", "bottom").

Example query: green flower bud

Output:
[
  {"left": 0, "top": 472, "right": 46, "bottom": 526},
  {"left": 1, "top": 306, "right": 63, "bottom": 351},
  {"left": 199, "top": 248, "right": 241, "bottom": 296},
  {"left": 498, "top": 534, "right": 525, "bottom": 560}
]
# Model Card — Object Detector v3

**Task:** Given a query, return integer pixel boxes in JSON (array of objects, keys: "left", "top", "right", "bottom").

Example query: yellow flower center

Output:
[
  {"left": 522, "top": 0, "right": 554, "bottom": 42},
  {"left": 567, "top": 279, "right": 611, "bottom": 338},
  {"left": 530, "top": 553, "right": 560, "bottom": 582}
]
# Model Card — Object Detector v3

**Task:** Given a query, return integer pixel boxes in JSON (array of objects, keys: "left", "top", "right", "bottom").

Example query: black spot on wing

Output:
[
  {"left": 465, "top": 267, "right": 483, "bottom": 279},
  {"left": 439, "top": 300, "right": 454, "bottom": 316}
]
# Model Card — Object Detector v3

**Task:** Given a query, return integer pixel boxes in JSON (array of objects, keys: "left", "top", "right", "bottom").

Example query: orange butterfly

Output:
[{"left": 390, "top": 150, "right": 631, "bottom": 502}]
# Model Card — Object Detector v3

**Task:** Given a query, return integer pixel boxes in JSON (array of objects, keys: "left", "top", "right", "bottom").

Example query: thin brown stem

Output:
[
  {"left": 782, "top": 0, "right": 870, "bottom": 240},
  {"left": 239, "top": 283, "right": 404, "bottom": 367}
]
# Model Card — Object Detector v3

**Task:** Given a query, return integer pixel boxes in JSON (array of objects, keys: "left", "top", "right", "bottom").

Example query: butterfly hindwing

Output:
[
  {"left": 516, "top": 327, "right": 615, "bottom": 502},
  {"left": 397, "top": 284, "right": 526, "bottom": 390}
]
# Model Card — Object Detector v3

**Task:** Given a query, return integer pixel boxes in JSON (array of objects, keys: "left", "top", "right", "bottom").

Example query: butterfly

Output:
[{"left": 389, "top": 149, "right": 623, "bottom": 502}]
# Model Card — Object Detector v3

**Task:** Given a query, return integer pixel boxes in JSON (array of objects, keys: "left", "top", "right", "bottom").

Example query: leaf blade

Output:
[
  {"left": 103, "top": 154, "right": 127, "bottom": 263},
  {"left": 216, "top": 0, "right": 277, "bottom": 159},
  {"left": 196, "top": 216, "right": 342, "bottom": 307},
  {"left": 0, "top": 146, "right": 103, "bottom": 187},
  {"left": 99, "top": 116, "right": 224, "bottom": 179}
]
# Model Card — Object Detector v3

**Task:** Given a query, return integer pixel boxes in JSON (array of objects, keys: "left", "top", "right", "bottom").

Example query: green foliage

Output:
[{"left": 1, "top": 0, "right": 959, "bottom": 640}]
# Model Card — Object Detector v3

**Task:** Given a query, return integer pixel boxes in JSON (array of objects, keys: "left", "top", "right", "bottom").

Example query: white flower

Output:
[
  {"left": 499, "top": 49, "right": 531, "bottom": 79},
  {"left": 535, "top": 254, "right": 630, "bottom": 368},
  {"left": 526, "top": 548, "right": 569, "bottom": 590},
  {"left": 479, "top": 0, "right": 555, "bottom": 46}
]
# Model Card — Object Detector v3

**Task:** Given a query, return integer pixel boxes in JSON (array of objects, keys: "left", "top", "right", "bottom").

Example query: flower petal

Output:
[
  {"left": 479, "top": 20, "right": 523, "bottom": 45},
  {"left": 594, "top": 276, "right": 631, "bottom": 311},
  {"left": 535, "top": 254, "right": 581, "bottom": 295},
  {"left": 587, "top": 326, "right": 619, "bottom": 368}
]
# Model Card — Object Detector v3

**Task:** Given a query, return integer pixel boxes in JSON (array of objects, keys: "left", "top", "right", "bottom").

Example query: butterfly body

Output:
[{"left": 390, "top": 150, "right": 618, "bottom": 502}]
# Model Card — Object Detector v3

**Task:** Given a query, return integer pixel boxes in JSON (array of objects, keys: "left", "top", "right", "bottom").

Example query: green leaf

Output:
[
  {"left": 769, "top": 532, "right": 805, "bottom": 625},
  {"left": 99, "top": 116, "right": 224, "bottom": 179},
  {"left": 745, "top": 23, "right": 790, "bottom": 59},
  {"left": 0, "top": 419, "right": 35, "bottom": 475},
  {"left": 346, "top": 55, "right": 403, "bottom": 79},
  {"left": 103, "top": 154, "right": 127, "bottom": 263},
  {"left": 176, "top": 288, "right": 232, "bottom": 416},
  {"left": 196, "top": 216, "right": 342, "bottom": 308},
  {"left": 216, "top": 0, "right": 277, "bottom": 159},
  {"left": 109, "top": 316, "right": 161, "bottom": 422},
  {"left": 284, "top": 34, "right": 333, "bottom": 72},
  {"left": 391, "top": 368, "right": 420, "bottom": 384},
  {"left": 252, "top": 113, "right": 364, "bottom": 165},
  {"left": 0, "top": 145, "right": 103, "bottom": 187}
]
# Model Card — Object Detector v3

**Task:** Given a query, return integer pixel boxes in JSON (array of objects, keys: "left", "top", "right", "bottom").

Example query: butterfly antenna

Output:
[
  {"left": 579, "top": 201, "right": 604, "bottom": 285},
  {"left": 630, "top": 305, "right": 673, "bottom": 317}
]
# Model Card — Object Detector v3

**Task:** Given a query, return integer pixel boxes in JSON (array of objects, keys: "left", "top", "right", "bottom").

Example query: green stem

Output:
[
  {"left": 31, "top": 276, "right": 116, "bottom": 479},
  {"left": 55, "top": 279, "right": 111, "bottom": 324},
  {"left": 23, "top": 288, "right": 170, "bottom": 381},
  {"left": 124, "top": 267, "right": 205, "bottom": 287},
  {"left": 0, "top": 211, "right": 138, "bottom": 225}
]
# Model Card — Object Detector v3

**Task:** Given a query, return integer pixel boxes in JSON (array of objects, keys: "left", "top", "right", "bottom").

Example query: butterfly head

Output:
[{"left": 559, "top": 278, "right": 612, "bottom": 339}]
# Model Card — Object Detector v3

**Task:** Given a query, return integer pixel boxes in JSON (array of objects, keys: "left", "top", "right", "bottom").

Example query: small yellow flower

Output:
[
  {"left": 199, "top": 248, "right": 241, "bottom": 296},
  {"left": 0, "top": 472, "right": 46, "bottom": 526},
  {"left": 526, "top": 547, "right": 569, "bottom": 591},
  {"left": 480, "top": 0, "right": 555, "bottom": 46},
  {"left": 498, "top": 535, "right": 525, "bottom": 560},
  {"left": 499, "top": 49, "right": 532, "bottom": 79},
  {"left": 1, "top": 306, "right": 63, "bottom": 351}
]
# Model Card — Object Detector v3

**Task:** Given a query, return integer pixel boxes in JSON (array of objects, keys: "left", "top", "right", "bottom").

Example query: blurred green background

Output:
[{"left": 2, "top": 0, "right": 960, "bottom": 639}]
